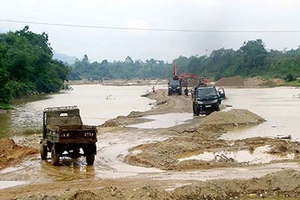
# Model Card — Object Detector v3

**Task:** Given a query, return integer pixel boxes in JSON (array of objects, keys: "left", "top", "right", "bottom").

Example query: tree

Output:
[
  {"left": 0, "top": 26, "right": 70, "bottom": 105},
  {"left": 239, "top": 39, "right": 268, "bottom": 75}
]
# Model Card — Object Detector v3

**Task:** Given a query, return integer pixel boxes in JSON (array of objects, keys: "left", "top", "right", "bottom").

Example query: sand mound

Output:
[
  {"left": 215, "top": 76, "right": 244, "bottom": 87},
  {"left": 200, "top": 109, "right": 265, "bottom": 127},
  {"left": 0, "top": 138, "right": 37, "bottom": 169},
  {"left": 216, "top": 76, "right": 281, "bottom": 87}
]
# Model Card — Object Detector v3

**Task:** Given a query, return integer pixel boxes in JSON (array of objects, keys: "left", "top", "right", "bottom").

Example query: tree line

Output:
[
  {"left": 70, "top": 39, "right": 300, "bottom": 82},
  {"left": 0, "top": 26, "right": 70, "bottom": 107}
]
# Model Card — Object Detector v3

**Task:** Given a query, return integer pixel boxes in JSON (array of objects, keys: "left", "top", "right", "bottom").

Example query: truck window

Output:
[
  {"left": 197, "top": 88, "right": 216, "bottom": 97},
  {"left": 60, "top": 113, "right": 68, "bottom": 117}
]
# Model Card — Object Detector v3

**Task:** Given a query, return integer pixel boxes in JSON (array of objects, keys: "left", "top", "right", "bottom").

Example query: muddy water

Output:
[
  {"left": 0, "top": 113, "right": 11, "bottom": 138},
  {"left": 221, "top": 87, "right": 300, "bottom": 141},
  {"left": 0, "top": 84, "right": 155, "bottom": 137},
  {"left": 128, "top": 113, "right": 193, "bottom": 129},
  {"left": 178, "top": 145, "right": 295, "bottom": 164},
  {"left": 1, "top": 86, "right": 300, "bottom": 189}
]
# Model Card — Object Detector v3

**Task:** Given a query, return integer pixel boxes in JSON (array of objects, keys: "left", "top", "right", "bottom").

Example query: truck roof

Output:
[{"left": 44, "top": 106, "right": 79, "bottom": 113}]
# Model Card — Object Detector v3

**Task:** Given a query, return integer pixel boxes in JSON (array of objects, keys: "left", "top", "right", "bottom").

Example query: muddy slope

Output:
[{"left": 0, "top": 138, "right": 37, "bottom": 170}]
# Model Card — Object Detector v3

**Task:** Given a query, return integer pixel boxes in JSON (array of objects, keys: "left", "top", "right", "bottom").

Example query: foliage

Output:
[
  {"left": 0, "top": 26, "right": 70, "bottom": 105},
  {"left": 70, "top": 39, "right": 300, "bottom": 83},
  {"left": 69, "top": 55, "right": 171, "bottom": 80}
]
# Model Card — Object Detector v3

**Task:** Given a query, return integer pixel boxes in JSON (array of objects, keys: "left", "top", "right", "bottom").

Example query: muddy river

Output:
[
  {"left": 0, "top": 84, "right": 156, "bottom": 137},
  {"left": 0, "top": 85, "right": 300, "bottom": 190},
  {"left": 222, "top": 87, "right": 300, "bottom": 141}
]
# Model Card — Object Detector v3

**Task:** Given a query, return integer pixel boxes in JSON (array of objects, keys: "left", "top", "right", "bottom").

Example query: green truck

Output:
[{"left": 40, "top": 106, "right": 97, "bottom": 166}]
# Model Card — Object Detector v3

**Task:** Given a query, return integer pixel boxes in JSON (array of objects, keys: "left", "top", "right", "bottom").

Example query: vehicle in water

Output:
[
  {"left": 40, "top": 106, "right": 97, "bottom": 166},
  {"left": 192, "top": 86, "right": 225, "bottom": 116}
]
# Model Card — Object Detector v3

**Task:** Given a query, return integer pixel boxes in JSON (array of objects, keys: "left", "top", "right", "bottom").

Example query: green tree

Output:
[
  {"left": 0, "top": 26, "right": 70, "bottom": 105},
  {"left": 239, "top": 39, "right": 268, "bottom": 75}
]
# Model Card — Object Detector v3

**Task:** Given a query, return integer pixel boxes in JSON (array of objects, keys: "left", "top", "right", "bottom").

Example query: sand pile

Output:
[
  {"left": 0, "top": 138, "right": 37, "bottom": 169},
  {"left": 216, "top": 76, "right": 281, "bottom": 87},
  {"left": 215, "top": 76, "right": 244, "bottom": 87},
  {"left": 200, "top": 109, "right": 265, "bottom": 127}
]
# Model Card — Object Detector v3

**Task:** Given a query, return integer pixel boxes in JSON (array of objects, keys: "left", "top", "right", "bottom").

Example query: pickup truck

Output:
[
  {"left": 40, "top": 106, "right": 97, "bottom": 166},
  {"left": 192, "top": 86, "right": 225, "bottom": 116}
]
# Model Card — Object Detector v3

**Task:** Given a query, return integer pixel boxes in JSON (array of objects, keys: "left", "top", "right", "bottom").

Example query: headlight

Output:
[
  {"left": 60, "top": 133, "right": 70, "bottom": 138},
  {"left": 197, "top": 101, "right": 203, "bottom": 104},
  {"left": 212, "top": 99, "right": 218, "bottom": 103}
]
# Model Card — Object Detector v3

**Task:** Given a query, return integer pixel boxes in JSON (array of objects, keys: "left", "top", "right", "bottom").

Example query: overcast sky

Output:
[{"left": 1, "top": 0, "right": 300, "bottom": 62}]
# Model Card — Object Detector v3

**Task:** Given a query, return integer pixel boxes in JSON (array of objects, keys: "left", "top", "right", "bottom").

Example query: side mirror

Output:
[{"left": 218, "top": 88, "right": 226, "bottom": 99}]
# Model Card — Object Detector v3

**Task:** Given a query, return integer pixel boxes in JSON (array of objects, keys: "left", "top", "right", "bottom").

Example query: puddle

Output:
[
  {"left": 128, "top": 113, "right": 193, "bottom": 129},
  {"left": 0, "top": 181, "right": 27, "bottom": 189},
  {"left": 178, "top": 146, "right": 295, "bottom": 164}
]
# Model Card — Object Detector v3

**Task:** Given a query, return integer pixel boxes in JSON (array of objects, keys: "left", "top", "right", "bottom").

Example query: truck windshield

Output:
[
  {"left": 170, "top": 80, "right": 180, "bottom": 87},
  {"left": 197, "top": 87, "right": 216, "bottom": 98}
]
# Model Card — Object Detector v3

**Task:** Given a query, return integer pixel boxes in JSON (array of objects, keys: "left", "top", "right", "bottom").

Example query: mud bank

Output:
[
  {"left": 0, "top": 138, "right": 37, "bottom": 170},
  {"left": 125, "top": 107, "right": 299, "bottom": 170},
  {"left": 8, "top": 169, "right": 300, "bottom": 200}
]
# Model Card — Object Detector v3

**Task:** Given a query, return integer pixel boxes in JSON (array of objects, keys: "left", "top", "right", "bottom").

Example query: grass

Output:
[
  {"left": 0, "top": 104, "right": 14, "bottom": 110},
  {"left": 284, "top": 80, "right": 300, "bottom": 86},
  {"left": 275, "top": 80, "right": 300, "bottom": 87}
]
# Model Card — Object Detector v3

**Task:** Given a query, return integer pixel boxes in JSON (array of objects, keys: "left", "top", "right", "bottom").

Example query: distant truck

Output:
[
  {"left": 192, "top": 86, "right": 225, "bottom": 116},
  {"left": 40, "top": 106, "right": 98, "bottom": 166},
  {"left": 168, "top": 79, "right": 182, "bottom": 95}
]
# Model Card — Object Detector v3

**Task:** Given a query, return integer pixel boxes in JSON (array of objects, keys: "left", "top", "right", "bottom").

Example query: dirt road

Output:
[{"left": 0, "top": 89, "right": 300, "bottom": 199}]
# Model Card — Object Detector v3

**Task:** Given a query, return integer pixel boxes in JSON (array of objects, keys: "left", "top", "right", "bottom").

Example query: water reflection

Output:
[{"left": 178, "top": 145, "right": 295, "bottom": 164}]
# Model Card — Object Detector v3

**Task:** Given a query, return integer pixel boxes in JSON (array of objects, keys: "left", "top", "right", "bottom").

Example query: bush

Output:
[{"left": 284, "top": 74, "right": 296, "bottom": 82}]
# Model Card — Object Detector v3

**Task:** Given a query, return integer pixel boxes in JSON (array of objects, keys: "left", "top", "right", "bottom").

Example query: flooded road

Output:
[{"left": 1, "top": 85, "right": 300, "bottom": 190}]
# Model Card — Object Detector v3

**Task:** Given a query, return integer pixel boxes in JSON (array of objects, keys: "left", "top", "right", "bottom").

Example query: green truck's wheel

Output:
[
  {"left": 86, "top": 155, "right": 95, "bottom": 165},
  {"left": 51, "top": 145, "right": 60, "bottom": 166},
  {"left": 40, "top": 143, "right": 47, "bottom": 160}
]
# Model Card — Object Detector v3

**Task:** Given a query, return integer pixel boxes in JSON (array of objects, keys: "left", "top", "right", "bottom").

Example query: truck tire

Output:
[
  {"left": 195, "top": 106, "right": 200, "bottom": 116},
  {"left": 86, "top": 154, "right": 95, "bottom": 165},
  {"left": 51, "top": 145, "right": 60, "bottom": 166},
  {"left": 193, "top": 104, "right": 196, "bottom": 115},
  {"left": 40, "top": 143, "right": 47, "bottom": 160}
]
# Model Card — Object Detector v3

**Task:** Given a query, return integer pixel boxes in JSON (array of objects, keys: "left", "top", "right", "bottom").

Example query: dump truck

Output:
[
  {"left": 168, "top": 63, "right": 182, "bottom": 95},
  {"left": 40, "top": 106, "right": 97, "bottom": 166}
]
